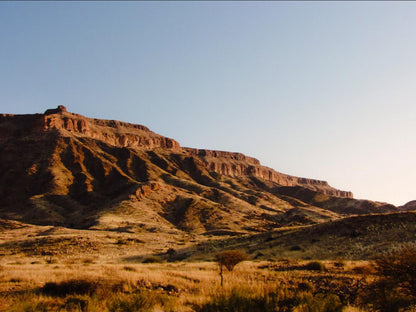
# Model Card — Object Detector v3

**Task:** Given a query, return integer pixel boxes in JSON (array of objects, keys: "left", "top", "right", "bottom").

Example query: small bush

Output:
[
  {"left": 304, "top": 261, "right": 325, "bottom": 271},
  {"left": 61, "top": 295, "right": 90, "bottom": 312},
  {"left": 123, "top": 266, "right": 136, "bottom": 272},
  {"left": 82, "top": 258, "right": 94, "bottom": 265},
  {"left": 106, "top": 292, "right": 157, "bottom": 312},
  {"left": 166, "top": 248, "right": 176, "bottom": 256},
  {"left": 41, "top": 279, "right": 99, "bottom": 297},
  {"left": 299, "top": 293, "right": 343, "bottom": 312},
  {"left": 333, "top": 260, "right": 345, "bottom": 268},
  {"left": 195, "top": 287, "right": 344, "bottom": 312},
  {"left": 10, "top": 301, "right": 49, "bottom": 312},
  {"left": 297, "top": 281, "right": 314, "bottom": 292},
  {"left": 194, "top": 288, "right": 275, "bottom": 312},
  {"left": 362, "top": 245, "right": 416, "bottom": 311},
  {"left": 351, "top": 265, "right": 372, "bottom": 275}
]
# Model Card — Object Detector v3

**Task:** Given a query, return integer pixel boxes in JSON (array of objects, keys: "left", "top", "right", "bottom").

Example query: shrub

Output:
[
  {"left": 298, "top": 293, "right": 343, "bottom": 312},
  {"left": 304, "top": 261, "right": 325, "bottom": 271},
  {"left": 166, "top": 248, "right": 176, "bottom": 256},
  {"left": 297, "top": 281, "right": 314, "bottom": 292},
  {"left": 362, "top": 246, "right": 416, "bottom": 311},
  {"left": 194, "top": 287, "right": 276, "bottom": 312},
  {"left": 10, "top": 301, "right": 49, "bottom": 312},
  {"left": 123, "top": 266, "right": 136, "bottom": 272},
  {"left": 351, "top": 264, "right": 373, "bottom": 275},
  {"left": 333, "top": 260, "right": 345, "bottom": 268},
  {"left": 61, "top": 295, "right": 90, "bottom": 312},
  {"left": 82, "top": 258, "right": 94, "bottom": 265},
  {"left": 106, "top": 292, "right": 158, "bottom": 312},
  {"left": 195, "top": 287, "right": 344, "bottom": 312},
  {"left": 375, "top": 246, "right": 416, "bottom": 293},
  {"left": 41, "top": 279, "right": 99, "bottom": 297}
]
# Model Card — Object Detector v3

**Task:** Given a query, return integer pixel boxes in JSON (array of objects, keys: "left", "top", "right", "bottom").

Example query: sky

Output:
[{"left": 1, "top": 2, "right": 415, "bottom": 206}]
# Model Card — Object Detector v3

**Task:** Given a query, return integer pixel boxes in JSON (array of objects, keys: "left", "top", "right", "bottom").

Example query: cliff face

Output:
[
  {"left": 1, "top": 105, "right": 180, "bottom": 150},
  {"left": 0, "top": 106, "right": 352, "bottom": 199},
  {"left": 185, "top": 148, "right": 353, "bottom": 198}
]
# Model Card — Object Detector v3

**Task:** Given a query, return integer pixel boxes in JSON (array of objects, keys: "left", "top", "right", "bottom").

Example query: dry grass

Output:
[
  {"left": 0, "top": 257, "right": 374, "bottom": 311},
  {"left": 0, "top": 216, "right": 413, "bottom": 311}
]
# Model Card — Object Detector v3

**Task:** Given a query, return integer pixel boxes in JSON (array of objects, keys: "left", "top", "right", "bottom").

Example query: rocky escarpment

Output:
[
  {"left": 0, "top": 106, "right": 397, "bottom": 233},
  {"left": 0, "top": 106, "right": 352, "bottom": 199},
  {"left": 186, "top": 148, "right": 353, "bottom": 198},
  {"left": 0, "top": 105, "right": 180, "bottom": 150}
]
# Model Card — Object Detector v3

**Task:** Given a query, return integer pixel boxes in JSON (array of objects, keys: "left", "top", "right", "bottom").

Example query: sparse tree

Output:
[{"left": 215, "top": 250, "right": 248, "bottom": 286}]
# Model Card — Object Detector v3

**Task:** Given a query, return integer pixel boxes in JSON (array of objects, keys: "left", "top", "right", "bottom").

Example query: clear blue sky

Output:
[{"left": 1, "top": 2, "right": 415, "bottom": 206}]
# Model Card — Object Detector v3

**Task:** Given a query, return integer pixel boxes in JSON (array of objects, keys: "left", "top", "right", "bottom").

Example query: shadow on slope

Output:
[{"left": 156, "top": 212, "right": 416, "bottom": 261}]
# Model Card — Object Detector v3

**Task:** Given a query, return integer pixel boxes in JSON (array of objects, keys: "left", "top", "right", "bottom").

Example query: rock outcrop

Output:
[
  {"left": 185, "top": 148, "right": 352, "bottom": 198},
  {"left": 0, "top": 106, "right": 180, "bottom": 150}
]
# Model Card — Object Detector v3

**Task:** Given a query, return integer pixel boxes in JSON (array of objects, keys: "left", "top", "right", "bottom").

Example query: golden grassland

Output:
[
  {"left": 0, "top": 256, "right": 374, "bottom": 312},
  {"left": 1, "top": 218, "right": 416, "bottom": 311}
]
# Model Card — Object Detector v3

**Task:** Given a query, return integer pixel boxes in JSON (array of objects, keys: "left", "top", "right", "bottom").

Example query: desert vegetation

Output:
[
  {"left": 2, "top": 216, "right": 416, "bottom": 311},
  {"left": 1, "top": 245, "right": 415, "bottom": 311},
  {"left": 215, "top": 250, "right": 247, "bottom": 286},
  {"left": 1, "top": 108, "right": 415, "bottom": 311}
]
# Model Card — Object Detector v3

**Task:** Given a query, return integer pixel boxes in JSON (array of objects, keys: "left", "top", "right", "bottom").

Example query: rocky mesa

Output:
[
  {"left": 0, "top": 106, "right": 378, "bottom": 234},
  {"left": 0, "top": 106, "right": 351, "bottom": 199},
  {"left": 1, "top": 105, "right": 180, "bottom": 150}
]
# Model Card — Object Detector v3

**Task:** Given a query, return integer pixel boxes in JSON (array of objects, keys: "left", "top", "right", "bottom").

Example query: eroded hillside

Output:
[{"left": 0, "top": 106, "right": 398, "bottom": 235}]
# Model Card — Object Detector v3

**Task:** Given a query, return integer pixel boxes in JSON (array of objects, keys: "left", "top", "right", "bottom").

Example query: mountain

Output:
[
  {"left": 0, "top": 106, "right": 397, "bottom": 235},
  {"left": 399, "top": 200, "right": 416, "bottom": 211}
]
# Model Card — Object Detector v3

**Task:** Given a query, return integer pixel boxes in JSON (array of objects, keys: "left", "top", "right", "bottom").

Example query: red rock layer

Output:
[{"left": 0, "top": 106, "right": 180, "bottom": 150}]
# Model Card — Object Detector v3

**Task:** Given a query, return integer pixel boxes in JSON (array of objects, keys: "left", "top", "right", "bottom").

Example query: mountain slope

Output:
[
  {"left": 0, "top": 106, "right": 398, "bottom": 234},
  {"left": 182, "top": 212, "right": 416, "bottom": 260}
]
